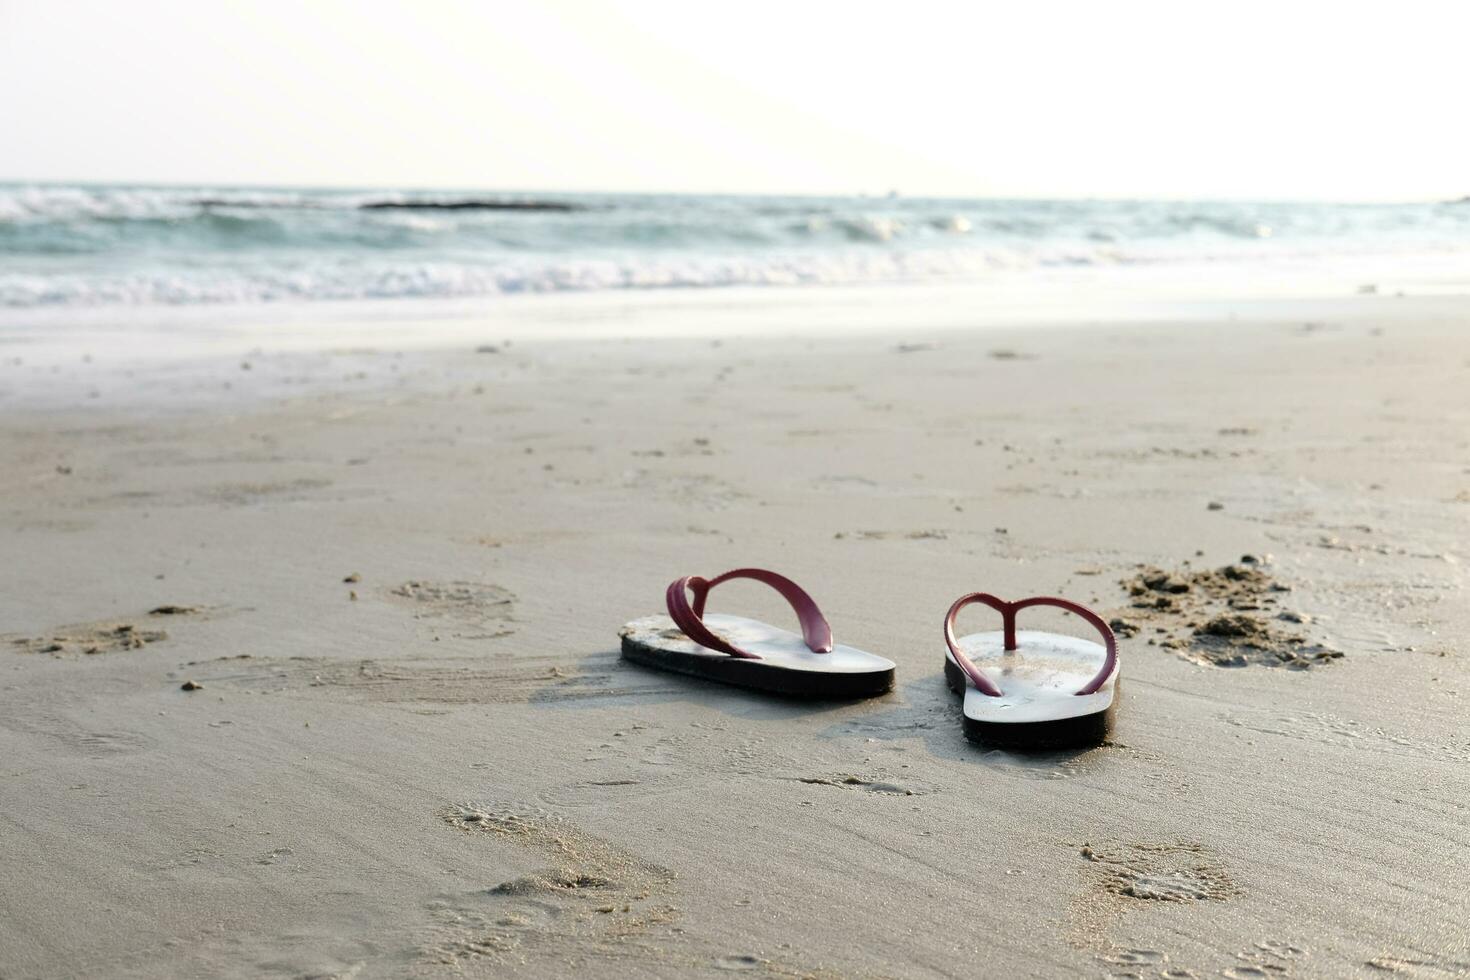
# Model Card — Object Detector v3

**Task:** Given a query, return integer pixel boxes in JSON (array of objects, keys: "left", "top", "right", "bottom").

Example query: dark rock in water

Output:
[
  {"left": 191, "top": 197, "right": 584, "bottom": 212},
  {"left": 180, "top": 680, "right": 204, "bottom": 691},
  {"left": 359, "top": 199, "right": 583, "bottom": 213}
]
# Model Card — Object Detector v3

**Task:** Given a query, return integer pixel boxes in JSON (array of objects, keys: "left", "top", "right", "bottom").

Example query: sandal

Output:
[
  {"left": 943, "top": 592, "right": 1119, "bottom": 746},
  {"left": 621, "top": 568, "right": 895, "bottom": 698}
]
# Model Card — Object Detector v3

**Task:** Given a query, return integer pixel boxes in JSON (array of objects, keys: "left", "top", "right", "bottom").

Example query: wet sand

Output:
[{"left": 2, "top": 293, "right": 1468, "bottom": 977}]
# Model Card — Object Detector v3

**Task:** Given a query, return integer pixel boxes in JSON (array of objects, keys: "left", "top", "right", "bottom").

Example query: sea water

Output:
[{"left": 4, "top": 184, "right": 1468, "bottom": 311}]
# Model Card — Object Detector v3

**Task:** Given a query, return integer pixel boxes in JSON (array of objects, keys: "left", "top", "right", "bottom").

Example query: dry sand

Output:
[{"left": 2, "top": 292, "right": 1468, "bottom": 978}]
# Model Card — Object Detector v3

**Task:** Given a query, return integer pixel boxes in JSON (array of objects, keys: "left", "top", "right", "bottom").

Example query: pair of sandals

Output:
[{"left": 621, "top": 567, "right": 1120, "bottom": 747}]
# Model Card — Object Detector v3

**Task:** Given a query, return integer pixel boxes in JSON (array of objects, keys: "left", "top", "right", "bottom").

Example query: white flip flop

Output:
[
  {"left": 620, "top": 568, "right": 895, "bottom": 698},
  {"left": 943, "top": 592, "right": 1119, "bottom": 746}
]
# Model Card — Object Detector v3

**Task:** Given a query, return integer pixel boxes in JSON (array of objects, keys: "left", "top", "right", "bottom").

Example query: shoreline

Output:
[{"left": 4, "top": 277, "right": 1470, "bottom": 415}]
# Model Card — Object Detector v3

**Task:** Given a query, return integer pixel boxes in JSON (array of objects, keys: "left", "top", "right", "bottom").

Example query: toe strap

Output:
[
  {"left": 945, "top": 593, "right": 1117, "bottom": 697},
  {"left": 666, "top": 568, "right": 834, "bottom": 659}
]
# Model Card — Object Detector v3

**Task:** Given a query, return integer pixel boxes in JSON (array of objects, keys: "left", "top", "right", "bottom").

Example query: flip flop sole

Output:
[
  {"left": 944, "top": 657, "right": 1116, "bottom": 748},
  {"left": 621, "top": 615, "right": 894, "bottom": 699}
]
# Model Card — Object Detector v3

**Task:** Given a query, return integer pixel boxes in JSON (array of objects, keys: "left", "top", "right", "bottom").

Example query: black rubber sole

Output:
[
  {"left": 944, "top": 657, "right": 1115, "bottom": 749},
  {"left": 621, "top": 636, "right": 894, "bottom": 700}
]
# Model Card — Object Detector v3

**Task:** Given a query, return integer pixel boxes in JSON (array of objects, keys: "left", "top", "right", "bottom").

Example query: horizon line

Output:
[{"left": 1, "top": 177, "right": 1463, "bottom": 208}]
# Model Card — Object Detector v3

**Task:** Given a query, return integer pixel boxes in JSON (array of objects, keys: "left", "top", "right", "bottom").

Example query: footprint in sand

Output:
[
  {"left": 1069, "top": 839, "right": 1240, "bottom": 955},
  {"left": 426, "top": 802, "right": 678, "bottom": 969},
  {"left": 388, "top": 580, "right": 515, "bottom": 635},
  {"left": 1108, "top": 868, "right": 1234, "bottom": 902},
  {"left": 428, "top": 804, "right": 831, "bottom": 975}
]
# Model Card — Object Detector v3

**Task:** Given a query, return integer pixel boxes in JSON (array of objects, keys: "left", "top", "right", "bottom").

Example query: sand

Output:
[{"left": 2, "top": 289, "right": 1468, "bottom": 978}]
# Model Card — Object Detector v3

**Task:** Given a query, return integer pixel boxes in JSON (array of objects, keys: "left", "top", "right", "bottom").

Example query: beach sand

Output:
[{"left": 2, "top": 292, "right": 1468, "bottom": 977}]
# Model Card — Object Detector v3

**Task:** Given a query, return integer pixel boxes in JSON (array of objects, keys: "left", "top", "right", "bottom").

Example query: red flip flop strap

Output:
[
  {"left": 944, "top": 593, "right": 1117, "bottom": 697},
  {"left": 943, "top": 593, "right": 1009, "bottom": 696},
  {"left": 665, "top": 568, "right": 834, "bottom": 660}
]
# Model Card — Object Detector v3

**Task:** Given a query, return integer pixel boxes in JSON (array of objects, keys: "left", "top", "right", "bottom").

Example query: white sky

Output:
[{"left": 2, "top": 0, "right": 1467, "bottom": 200}]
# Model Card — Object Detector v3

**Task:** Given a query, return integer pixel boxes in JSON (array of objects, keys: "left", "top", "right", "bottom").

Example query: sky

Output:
[{"left": 2, "top": 0, "right": 1467, "bottom": 201}]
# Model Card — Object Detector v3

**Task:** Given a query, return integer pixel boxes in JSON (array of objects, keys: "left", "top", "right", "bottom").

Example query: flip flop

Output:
[
  {"left": 943, "top": 592, "right": 1119, "bottom": 746},
  {"left": 620, "top": 568, "right": 895, "bottom": 698}
]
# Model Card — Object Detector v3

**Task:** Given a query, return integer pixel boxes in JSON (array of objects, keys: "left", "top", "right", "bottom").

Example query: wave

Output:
[
  {"left": 11, "top": 240, "right": 1470, "bottom": 309},
  {"left": 3, "top": 183, "right": 1469, "bottom": 309},
  {"left": 0, "top": 247, "right": 1128, "bottom": 307}
]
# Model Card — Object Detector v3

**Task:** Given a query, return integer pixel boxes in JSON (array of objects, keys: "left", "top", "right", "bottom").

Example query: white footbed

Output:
[
  {"left": 948, "top": 629, "right": 1117, "bottom": 724},
  {"left": 622, "top": 614, "right": 894, "bottom": 675}
]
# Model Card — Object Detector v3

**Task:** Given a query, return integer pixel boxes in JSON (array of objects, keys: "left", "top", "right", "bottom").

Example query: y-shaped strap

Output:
[
  {"left": 665, "top": 568, "right": 834, "bottom": 660},
  {"left": 944, "top": 592, "right": 1116, "bottom": 697}
]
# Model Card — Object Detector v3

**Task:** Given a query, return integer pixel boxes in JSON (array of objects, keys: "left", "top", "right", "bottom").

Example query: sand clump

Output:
[
  {"left": 1114, "top": 559, "right": 1341, "bottom": 668},
  {"left": 9, "top": 621, "right": 168, "bottom": 657}
]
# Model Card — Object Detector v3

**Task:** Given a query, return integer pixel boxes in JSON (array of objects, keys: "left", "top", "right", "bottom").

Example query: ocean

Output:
[{"left": 3, "top": 183, "right": 1468, "bottom": 310}]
